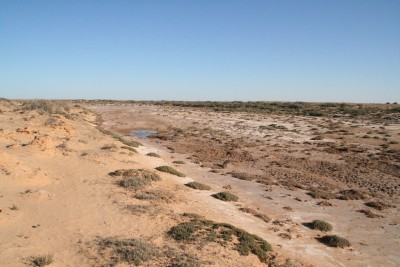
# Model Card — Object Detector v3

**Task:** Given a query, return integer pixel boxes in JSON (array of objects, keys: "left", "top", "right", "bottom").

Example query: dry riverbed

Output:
[{"left": 1, "top": 99, "right": 399, "bottom": 266}]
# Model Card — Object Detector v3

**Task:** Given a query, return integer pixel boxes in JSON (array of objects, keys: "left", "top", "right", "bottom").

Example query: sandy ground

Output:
[{"left": 1, "top": 100, "right": 399, "bottom": 266}]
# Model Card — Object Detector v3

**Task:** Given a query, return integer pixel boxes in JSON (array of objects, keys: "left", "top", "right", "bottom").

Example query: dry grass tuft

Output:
[
  {"left": 27, "top": 254, "right": 53, "bottom": 267},
  {"left": 239, "top": 207, "right": 271, "bottom": 223},
  {"left": 357, "top": 209, "right": 384, "bottom": 218},
  {"left": 96, "top": 238, "right": 159, "bottom": 266},
  {"left": 146, "top": 152, "right": 161, "bottom": 158}
]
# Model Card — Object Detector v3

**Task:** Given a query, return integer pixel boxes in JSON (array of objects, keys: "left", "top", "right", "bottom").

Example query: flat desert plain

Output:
[{"left": 1, "top": 99, "right": 399, "bottom": 266}]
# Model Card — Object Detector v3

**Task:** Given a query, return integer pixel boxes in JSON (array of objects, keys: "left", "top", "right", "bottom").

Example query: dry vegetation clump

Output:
[
  {"left": 27, "top": 254, "right": 53, "bottom": 267},
  {"left": 155, "top": 166, "right": 186, "bottom": 177},
  {"left": 365, "top": 201, "right": 394, "bottom": 210},
  {"left": 310, "top": 136, "right": 324, "bottom": 140},
  {"left": 357, "top": 209, "right": 384, "bottom": 218},
  {"left": 146, "top": 152, "right": 161, "bottom": 158},
  {"left": 121, "top": 146, "right": 137, "bottom": 153},
  {"left": 307, "top": 188, "right": 335, "bottom": 199},
  {"left": 317, "top": 200, "right": 333, "bottom": 206},
  {"left": 305, "top": 220, "right": 333, "bottom": 232},
  {"left": 110, "top": 169, "right": 161, "bottom": 190},
  {"left": 126, "top": 204, "right": 152, "bottom": 215},
  {"left": 169, "top": 216, "right": 272, "bottom": 263},
  {"left": 135, "top": 189, "right": 175, "bottom": 203},
  {"left": 109, "top": 169, "right": 161, "bottom": 181},
  {"left": 239, "top": 207, "right": 271, "bottom": 223},
  {"left": 101, "top": 144, "right": 118, "bottom": 151},
  {"left": 20, "top": 100, "right": 72, "bottom": 119},
  {"left": 212, "top": 191, "right": 239, "bottom": 202},
  {"left": 182, "top": 213, "right": 205, "bottom": 220},
  {"left": 172, "top": 160, "right": 185, "bottom": 164},
  {"left": 185, "top": 181, "right": 211, "bottom": 190},
  {"left": 336, "top": 189, "right": 367, "bottom": 200},
  {"left": 318, "top": 235, "right": 350, "bottom": 248},
  {"left": 97, "top": 126, "right": 142, "bottom": 147},
  {"left": 228, "top": 172, "right": 258, "bottom": 181},
  {"left": 167, "top": 253, "right": 205, "bottom": 267},
  {"left": 95, "top": 238, "right": 159, "bottom": 266}
]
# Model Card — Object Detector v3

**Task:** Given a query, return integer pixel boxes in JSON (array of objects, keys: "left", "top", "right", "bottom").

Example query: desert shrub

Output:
[
  {"left": 101, "top": 144, "right": 117, "bottom": 150},
  {"left": 20, "top": 100, "right": 72, "bottom": 119},
  {"left": 173, "top": 160, "right": 185, "bottom": 164},
  {"left": 121, "top": 146, "right": 137, "bottom": 153},
  {"left": 109, "top": 169, "right": 161, "bottom": 181},
  {"left": 113, "top": 170, "right": 161, "bottom": 190},
  {"left": 239, "top": 207, "right": 271, "bottom": 223},
  {"left": 307, "top": 110, "right": 324, "bottom": 116},
  {"left": 306, "top": 220, "right": 333, "bottom": 232},
  {"left": 310, "top": 136, "right": 324, "bottom": 140},
  {"left": 135, "top": 193, "right": 156, "bottom": 200},
  {"left": 317, "top": 201, "right": 333, "bottom": 206},
  {"left": 135, "top": 190, "right": 174, "bottom": 202},
  {"left": 212, "top": 191, "right": 239, "bottom": 202},
  {"left": 155, "top": 166, "right": 185, "bottom": 177},
  {"left": 117, "top": 177, "right": 149, "bottom": 190},
  {"left": 319, "top": 235, "right": 350, "bottom": 248},
  {"left": 147, "top": 152, "right": 161, "bottom": 158},
  {"left": 365, "top": 201, "right": 394, "bottom": 210},
  {"left": 28, "top": 254, "right": 53, "bottom": 267},
  {"left": 357, "top": 209, "right": 384, "bottom": 218},
  {"left": 97, "top": 238, "right": 159, "bottom": 266},
  {"left": 97, "top": 127, "right": 141, "bottom": 147},
  {"left": 182, "top": 213, "right": 204, "bottom": 220},
  {"left": 44, "top": 117, "right": 60, "bottom": 126},
  {"left": 169, "top": 218, "right": 272, "bottom": 263},
  {"left": 168, "top": 253, "right": 203, "bottom": 267},
  {"left": 185, "top": 181, "right": 211, "bottom": 190},
  {"left": 126, "top": 204, "right": 152, "bottom": 215},
  {"left": 307, "top": 189, "right": 335, "bottom": 199},
  {"left": 336, "top": 189, "right": 366, "bottom": 200},
  {"left": 112, "top": 134, "right": 141, "bottom": 147},
  {"left": 229, "top": 172, "right": 257, "bottom": 181}
]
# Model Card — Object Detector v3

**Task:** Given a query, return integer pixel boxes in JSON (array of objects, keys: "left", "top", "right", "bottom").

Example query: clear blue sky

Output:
[{"left": 1, "top": 0, "right": 399, "bottom": 102}]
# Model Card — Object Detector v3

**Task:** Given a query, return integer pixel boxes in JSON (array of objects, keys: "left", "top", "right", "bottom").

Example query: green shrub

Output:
[
  {"left": 155, "top": 166, "right": 185, "bottom": 177},
  {"left": 212, "top": 191, "right": 239, "bottom": 202},
  {"left": 306, "top": 220, "right": 333, "bottom": 232},
  {"left": 173, "top": 160, "right": 185, "bottom": 164},
  {"left": 185, "top": 181, "right": 211, "bottom": 190},
  {"left": 319, "top": 235, "right": 350, "bottom": 248}
]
